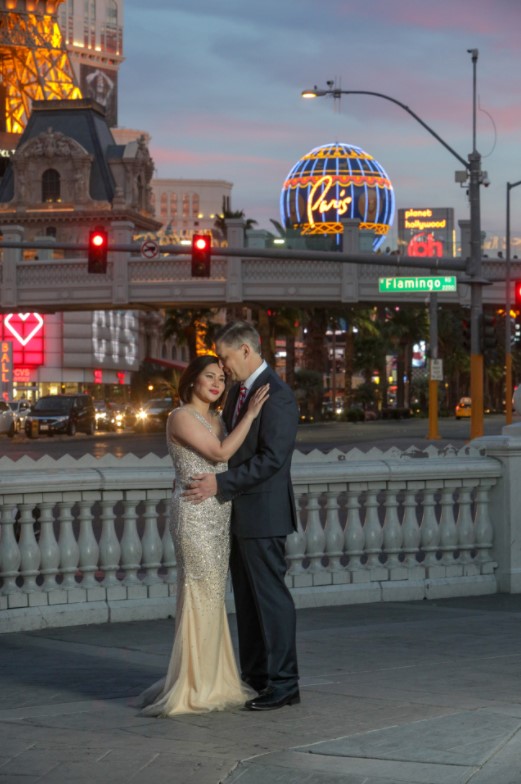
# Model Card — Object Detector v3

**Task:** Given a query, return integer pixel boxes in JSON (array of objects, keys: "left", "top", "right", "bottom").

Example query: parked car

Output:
[
  {"left": 8, "top": 399, "right": 32, "bottom": 432},
  {"left": 25, "top": 394, "right": 96, "bottom": 437},
  {"left": 134, "top": 398, "right": 173, "bottom": 431},
  {"left": 0, "top": 399, "right": 16, "bottom": 438},
  {"left": 455, "top": 397, "right": 472, "bottom": 419}
]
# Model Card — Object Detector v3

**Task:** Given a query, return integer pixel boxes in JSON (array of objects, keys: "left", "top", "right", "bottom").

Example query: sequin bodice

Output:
[
  {"left": 167, "top": 408, "right": 227, "bottom": 490},
  {"left": 167, "top": 407, "right": 231, "bottom": 606}
]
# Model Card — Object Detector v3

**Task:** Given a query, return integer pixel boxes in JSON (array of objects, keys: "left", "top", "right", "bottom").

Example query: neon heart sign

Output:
[
  {"left": 4, "top": 313, "right": 44, "bottom": 346},
  {"left": 1, "top": 313, "right": 45, "bottom": 367}
]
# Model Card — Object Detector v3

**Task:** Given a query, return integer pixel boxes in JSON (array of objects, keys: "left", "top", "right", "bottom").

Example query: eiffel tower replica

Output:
[{"left": 0, "top": 0, "right": 81, "bottom": 135}]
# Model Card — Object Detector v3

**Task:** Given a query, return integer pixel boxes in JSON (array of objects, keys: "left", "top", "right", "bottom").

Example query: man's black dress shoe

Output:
[{"left": 245, "top": 686, "right": 300, "bottom": 711}]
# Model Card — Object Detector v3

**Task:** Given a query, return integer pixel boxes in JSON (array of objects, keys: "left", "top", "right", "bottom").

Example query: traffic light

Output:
[
  {"left": 462, "top": 318, "right": 471, "bottom": 352},
  {"left": 514, "top": 279, "right": 521, "bottom": 308},
  {"left": 480, "top": 312, "right": 497, "bottom": 353},
  {"left": 191, "top": 234, "right": 211, "bottom": 277},
  {"left": 88, "top": 227, "right": 108, "bottom": 274}
]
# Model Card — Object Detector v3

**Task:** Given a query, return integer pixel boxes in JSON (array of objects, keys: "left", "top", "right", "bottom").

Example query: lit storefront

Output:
[{"left": 0, "top": 310, "right": 141, "bottom": 401}]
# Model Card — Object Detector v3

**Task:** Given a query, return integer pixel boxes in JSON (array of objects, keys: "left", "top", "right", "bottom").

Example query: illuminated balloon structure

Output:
[{"left": 280, "top": 142, "right": 395, "bottom": 251}]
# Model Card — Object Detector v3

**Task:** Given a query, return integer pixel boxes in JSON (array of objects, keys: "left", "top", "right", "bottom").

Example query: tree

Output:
[
  {"left": 214, "top": 208, "right": 257, "bottom": 243},
  {"left": 162, "top": 308, "right": 221, "bottom": 361},
  {"left": 383, "top": 305, "right": 428, "bottom": 408}
]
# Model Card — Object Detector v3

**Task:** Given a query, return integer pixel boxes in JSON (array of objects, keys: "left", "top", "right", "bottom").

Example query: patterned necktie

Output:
[{"left": 234, "top": 385, "right": 248, "bottom": 423}]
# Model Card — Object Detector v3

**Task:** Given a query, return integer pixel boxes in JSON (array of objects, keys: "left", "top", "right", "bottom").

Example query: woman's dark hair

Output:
[{"left": 178, "top": 354, "right": 225, "bottom": 408}]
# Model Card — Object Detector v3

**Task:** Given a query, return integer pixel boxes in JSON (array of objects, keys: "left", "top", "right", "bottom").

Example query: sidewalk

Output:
[{"left": 2, "top": 595, "right": 521, "bottom": 783}]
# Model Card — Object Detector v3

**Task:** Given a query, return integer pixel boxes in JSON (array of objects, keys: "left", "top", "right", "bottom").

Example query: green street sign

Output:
[{"left": 378, "top": 276, "right": 457, "bottom": 293}]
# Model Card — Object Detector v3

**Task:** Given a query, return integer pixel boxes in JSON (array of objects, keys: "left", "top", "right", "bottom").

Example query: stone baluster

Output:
[
  {"left": 364, "top": 486, "right": 383, "bottom": 569},
  {"left": 286, "top": 491, "right": 306, "bottom": 575},
  {"left": 382, "top": 483, "right": 403, "bottom": 569},
  {"left": 0, "top": 503, "right": 22, "bottom": 595},
  {"left": 456, "top": 484, "right": 475, "bottom": 563},
  {"left": 141, "top": 499, "right": 163, "bottom": 585},
  {"left": 438, "top": 484, "right": 458, "bottom": 565},
  {"left": 120, "top": 498, "right": 142, "bottom": 585},
  {"left": 161, "top": 503, "right": 177, "bottom": 584},
  {"left": 325, "top": 490, "right": 344, "bottom": 573},
  {"left": 38, "top": 501, "right": 60, "bottom": 591},
  {"left": 304, "top": 491, "right": 326, "bottom": 573},
  {"left": 99, "top": 498, "right": 121, "bottom": 586},
  {"left": 77, "top": 499, "right": 99, "bottom": 588},
  {"left": 419, "top": 485, "right": 440, "bottom": 566},
  {"left": 344, "top": 485, "right": 364, "bottom": 571},
  {"left": 402, "top": 484, "right": 421, "bottom": 567},
  {"left": 58, "top": 500, "right": 80, "bottom": 590},
  {"left": 474, "top": 481, "right": 494, "bottom": 564},
  {"left": 18, "top": 501, "right": 41, "bottom": 593}
]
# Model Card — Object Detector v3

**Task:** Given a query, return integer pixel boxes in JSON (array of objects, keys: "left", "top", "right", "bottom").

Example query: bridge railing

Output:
[{"left": 1, "top": 435, "right": 516, "bottom": 634}]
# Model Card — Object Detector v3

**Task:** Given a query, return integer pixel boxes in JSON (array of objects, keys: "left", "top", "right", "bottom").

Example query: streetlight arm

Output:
[{"left": 302, "top": 87, "right": 469, "bottom": 169}]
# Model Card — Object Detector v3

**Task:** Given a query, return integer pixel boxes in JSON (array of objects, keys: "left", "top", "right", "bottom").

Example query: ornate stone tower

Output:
[{"left": 0, "top": 0, "right": 81, "bottom": 134}]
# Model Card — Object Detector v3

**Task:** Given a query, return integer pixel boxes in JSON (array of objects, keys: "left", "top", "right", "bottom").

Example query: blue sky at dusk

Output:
[{"left": 119, "top": 0, "right": 521, "bottom": 247}]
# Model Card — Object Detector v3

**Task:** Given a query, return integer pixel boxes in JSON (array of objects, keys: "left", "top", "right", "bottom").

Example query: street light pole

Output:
[
  {"left": 302, "top": 49, "right": 485, "bottom": 438},
  {"left": 505, "top": 178, "right": 521, "bottom": 424},
  {"left": 466, "top": 49, "right": 484, "bottom": 439}
]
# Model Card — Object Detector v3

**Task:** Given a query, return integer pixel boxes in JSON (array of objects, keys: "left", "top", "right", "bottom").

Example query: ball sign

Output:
[{"left": 280, "top": 142, "right": 395, "bottom": 251}]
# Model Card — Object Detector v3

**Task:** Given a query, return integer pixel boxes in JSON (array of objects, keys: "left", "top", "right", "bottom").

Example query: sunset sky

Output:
[{"left": 119, "top": 0, "right": 521, "bottom": 248}]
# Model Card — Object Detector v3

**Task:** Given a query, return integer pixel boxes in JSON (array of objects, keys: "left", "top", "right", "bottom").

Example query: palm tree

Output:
[
  {"left": 162, "top": 308, "right": 221, "bottom": 361},
  {"left": 214, "top": 208, "right": 257, "bottom": 243},
  {"left": 262, "top": 306, "right": 301, "bottom": 387},
  {"left": 384, "top": 305, "right": 429, "bottom": 408}
]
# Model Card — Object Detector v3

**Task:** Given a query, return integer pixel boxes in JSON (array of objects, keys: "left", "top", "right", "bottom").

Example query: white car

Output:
[
  {"left": 8, "top": 399, "right": 32, "bottom": 432},
  {"left": 0, "top": 400, "right": 16, "bottom": 438}
]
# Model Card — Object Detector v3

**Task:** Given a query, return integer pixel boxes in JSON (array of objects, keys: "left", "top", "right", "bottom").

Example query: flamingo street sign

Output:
[{"left": 378, "top": 276, "right": 458, "bottom": 293}]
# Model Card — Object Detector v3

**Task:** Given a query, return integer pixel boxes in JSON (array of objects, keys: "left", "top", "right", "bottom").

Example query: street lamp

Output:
[
  {"left": 302, "top": 49, "right": 486, "bottom": 439},
  {"left": 505, "top": 179, "right": 521, "bottom": 424}
]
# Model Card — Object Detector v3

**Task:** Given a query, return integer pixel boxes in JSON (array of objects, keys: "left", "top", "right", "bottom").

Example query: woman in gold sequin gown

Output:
[{"left": 137, "top": 355, "right": 269, "bottom": 717}]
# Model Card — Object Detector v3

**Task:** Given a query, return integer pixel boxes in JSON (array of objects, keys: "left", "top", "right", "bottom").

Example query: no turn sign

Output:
[{"left": 141, "top": 239, "right": 159, "bottom": 259}]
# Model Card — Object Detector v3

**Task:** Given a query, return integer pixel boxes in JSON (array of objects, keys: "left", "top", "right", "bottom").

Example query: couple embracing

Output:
[{"left": 137, "top": 320, "right": 300, "bottom": 715}]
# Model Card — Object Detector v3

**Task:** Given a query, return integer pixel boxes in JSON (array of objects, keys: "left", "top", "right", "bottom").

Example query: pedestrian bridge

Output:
[{"left": 0, "top": 224, "right": 517, "bottom": 312}]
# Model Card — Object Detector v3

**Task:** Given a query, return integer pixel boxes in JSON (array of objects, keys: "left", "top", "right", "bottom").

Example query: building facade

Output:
[
  {"left": 58, "top": 0, "right": 124, "bottom": 128},
  {"left": 151, "top": 178, "right": 232, "bottom": 239},
  {"left": 0, "top": 99, "right": 164, "bottom": 402}
]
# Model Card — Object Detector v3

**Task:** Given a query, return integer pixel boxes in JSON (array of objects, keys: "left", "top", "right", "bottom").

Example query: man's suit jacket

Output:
[{"left": 216, "top": 366, "right": 298, "bottom": 538}]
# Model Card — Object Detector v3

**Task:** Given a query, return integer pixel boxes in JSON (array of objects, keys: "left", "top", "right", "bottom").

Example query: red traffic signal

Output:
[
  {"left": 88, "top": 228, "right": 108, "bottom": 274},
  {"left": 191, "top": 234, "right": 211, "bottom": 278},
  {"left": 514, "top": 279, "right": 521, "bottom": 307}
]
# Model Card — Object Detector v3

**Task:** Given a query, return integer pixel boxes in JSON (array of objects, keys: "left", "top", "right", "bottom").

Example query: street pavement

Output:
[{"left": 2, "top": 594, "right": 521, "bottom": 783}]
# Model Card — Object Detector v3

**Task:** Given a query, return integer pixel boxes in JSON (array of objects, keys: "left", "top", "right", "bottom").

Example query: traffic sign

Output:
[
  {"left": 378, "top": 276, "right": 457, "bottom": 294},
  {"left": 430, "top": 359, "right": 444, "bottom": 381},
  {"left": 141, "top": 239, "right": 159, "bottom": 259}
]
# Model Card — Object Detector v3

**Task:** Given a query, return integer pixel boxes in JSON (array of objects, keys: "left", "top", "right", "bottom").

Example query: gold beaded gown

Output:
[{"left": 138, "top": 409, "right": 252, "bottom": 716}]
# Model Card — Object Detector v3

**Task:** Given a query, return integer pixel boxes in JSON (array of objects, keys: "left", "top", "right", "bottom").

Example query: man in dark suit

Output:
[{"left": 185, "top": 320, "right": 300, "bottom": 710}]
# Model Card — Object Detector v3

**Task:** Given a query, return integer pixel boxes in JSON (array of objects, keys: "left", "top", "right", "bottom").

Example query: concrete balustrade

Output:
[{"left": 1, "top": 436, "right": 519, "bottom": 633}]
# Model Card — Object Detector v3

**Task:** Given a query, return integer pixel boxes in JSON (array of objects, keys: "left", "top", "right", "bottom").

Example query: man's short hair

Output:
[{"left": 215, "top": 320, "right": 261, "bottom": 354}]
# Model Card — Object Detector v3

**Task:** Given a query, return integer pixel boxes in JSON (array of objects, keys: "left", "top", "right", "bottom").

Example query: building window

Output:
[
  {"left": 103, "top": 0, "right": 120, "bottom": 54},
  {"left": 182, "top": 193, "right": 189, "bottom": 220},
  {"left": 170, "top": 193, "right": 177, "bottom": 218},
  {"left": 171, "top": 345, "right": 178, "bottom": 360},
  {"left": 46, "top": 226, "right": 57, "bottom": 237},
  {"left": 161, "top": 343, "right": 167, "bottom": 359},
  {"left": 160, "top": 193, "right": 168, "bottom": 221},
  {"left": 84, "top": 0, "right": 96, "bottom": 47},
  {"left": 42, "top": 169, "right": 61, "bottom": 203},
  {"left": 192, "top": 194, "right": 199, "bottom": 218}
]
